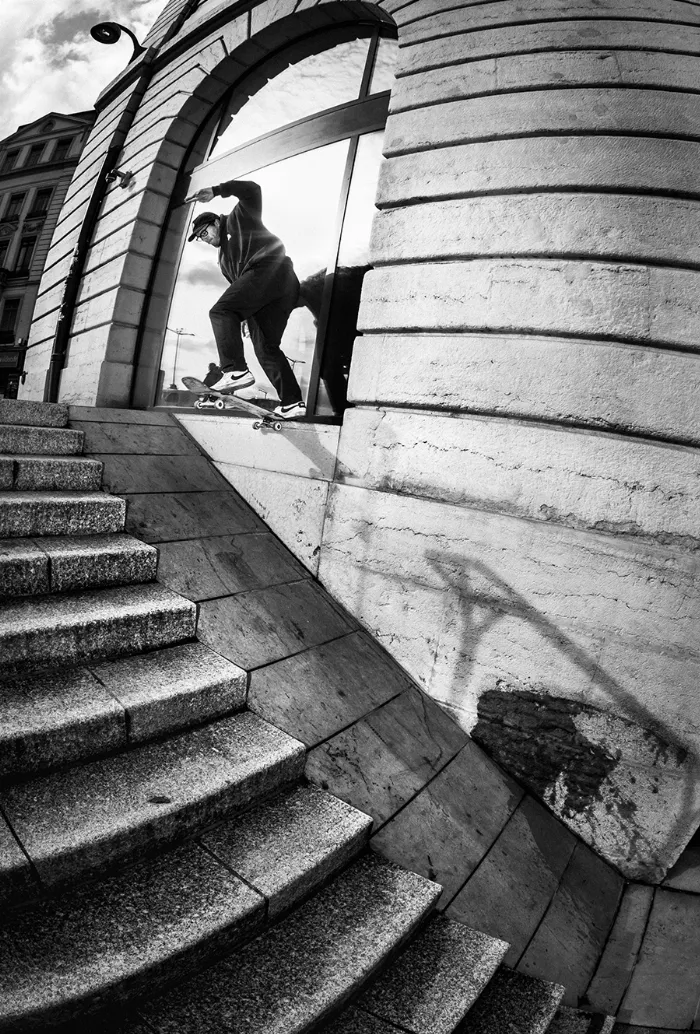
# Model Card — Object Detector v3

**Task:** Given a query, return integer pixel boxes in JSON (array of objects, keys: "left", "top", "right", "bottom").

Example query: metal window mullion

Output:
[{"left": 304, "top": 131, "right": 360, "bottom": 416}]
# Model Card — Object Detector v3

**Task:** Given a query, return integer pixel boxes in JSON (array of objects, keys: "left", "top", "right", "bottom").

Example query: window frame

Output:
[
  {"left": 5, "top": 193, "right": 26, "bottom": 220},
  {"left": 25, "top": 144, "right": 45, "bottom": 168},
  {"left": 0, "top": 298, "right": 20, "bottom": 334},
  {"left": 29, "top": 187, "right": 53, "bottom": 217},
  {"left": 52, "top": 138, "right": 72, "bottom": 162},
  {"left": 133, "top": 27, "right": 395, "bottom": 415},
  {"left": 14, "top": 236, "right": 36, "bottom": 274},
  {"left": 1, "top": 151, "right": 19, "bottom": 173}
]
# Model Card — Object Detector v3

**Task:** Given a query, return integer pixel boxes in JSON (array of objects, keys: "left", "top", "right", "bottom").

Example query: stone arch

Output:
[{"left": 79, "top": 0, "right": 397, "bottom": 407}]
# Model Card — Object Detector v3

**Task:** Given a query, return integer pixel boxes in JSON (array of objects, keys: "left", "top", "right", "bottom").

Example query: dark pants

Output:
[{"left": 209, "top": 256, "right": 302, "bottom": 405}]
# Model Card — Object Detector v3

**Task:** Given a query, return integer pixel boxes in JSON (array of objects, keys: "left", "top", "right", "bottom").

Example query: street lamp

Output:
[{"left": 166, "top": 326, "right": 195, "bottom": 388}]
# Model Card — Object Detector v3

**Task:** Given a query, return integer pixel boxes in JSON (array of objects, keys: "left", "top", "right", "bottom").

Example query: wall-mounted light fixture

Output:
[
  {"left": 90, "top": 21, "right": 146, "bottom": 61},
  {"left": 105, "top": 169, "right": 134, "bottom": 188}
]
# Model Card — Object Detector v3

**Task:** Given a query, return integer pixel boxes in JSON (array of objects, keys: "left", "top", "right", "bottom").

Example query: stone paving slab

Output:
[
  {"left": 197, "top": 579, "right": 353, "bottom": 670},
  {"left": 0, "top": 582, "right": 196, "bottom": 666},
  {"left": 139, "top": 852, "right": 441, "bottom": 1033},
  {"left": 321, "top": 1007, "right": 402, "bottom": 1033},
  {"left": 0, "top": 491, "right": 126, "bottom": 537},
  {"left": 156, "top": 531, "right": 309, "bottom": 602},
  {"left": 0, "top": 534, "right": 157, "bottom": 598},
  {"left": 0, "top": 842, "right": 264, "bottom": 1031},
  {"left": 359, "top": 914, "right": 509, "bottom": 1034},
  {"left": 306, "top": 686, "right": 469, "bottom": 829},
  {"left": 447, "top": 794, "right": 576, "bottom": 966},
  {"left": 201, "top": 784, "right": 372, "bottom": 917},
  {"left": 249, "top": 631, "right": 414, "bottom": 747},
  {"left": 0, "top": 711, "right": 305, "bottom": 893},
  {"left": 40, "top": 534, "right": 158, "bottom": 593},
  {"left": 125, "top": 490, "right": 263, "bottom": 543},
  {"left": 0, "top": 400, "right": 68, "bottom": 427},
  {"left": 0, "top": 537, "right": 49, "bottom": 596},
  {"left": 461, "top": 968, "right": 566, "bottom": 1034},
  {"left": 92, "top": 641, "right": 246, "bottom": 743},
  {"left": 11, "top": 455, "right": 103, "bottom": 491},
  {"left": 0, "top": 811, "right": 37, "bottom": 904},
  {"left": 0, "top": 424, "right": 83, "bottom": 454},
  {"left": 0, "top": 665, "right": 126, "bottom": 781}
]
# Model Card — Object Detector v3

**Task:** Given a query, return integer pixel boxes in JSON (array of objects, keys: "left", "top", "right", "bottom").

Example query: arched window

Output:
[{"left": 138, "top": 27, "right": 397, "bottom": 416}]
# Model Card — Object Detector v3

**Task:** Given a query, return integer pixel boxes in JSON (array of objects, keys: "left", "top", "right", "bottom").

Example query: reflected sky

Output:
[
  {"left": 163, "top": 141, "right": 350, "bottom": 399},
  {"left": 210, "top": 39, "right": 371, "bottom": 158}
]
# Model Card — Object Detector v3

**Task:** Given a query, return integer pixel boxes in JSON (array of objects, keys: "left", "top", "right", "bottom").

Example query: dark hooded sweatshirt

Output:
[{"left": 212, "top": 179, "right": 287, "bottom": 283}]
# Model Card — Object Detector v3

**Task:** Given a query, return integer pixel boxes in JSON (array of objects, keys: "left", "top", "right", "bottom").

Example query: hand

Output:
[{"left": 185, "top": 187, "right": 215, "bottom": 203}]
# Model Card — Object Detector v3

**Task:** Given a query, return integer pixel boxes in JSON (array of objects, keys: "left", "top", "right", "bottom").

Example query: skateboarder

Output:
[{"left": 186, "top": 179, "right": 305, "bottom": 420}]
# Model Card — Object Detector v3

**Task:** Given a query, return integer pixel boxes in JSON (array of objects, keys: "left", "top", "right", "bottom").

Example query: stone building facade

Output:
[
  {"left": 18, "top": 0, "right": 700, "bottom": 1025},
  {"left": 0, "top": 111, "right": 95, "bottom": 397}
]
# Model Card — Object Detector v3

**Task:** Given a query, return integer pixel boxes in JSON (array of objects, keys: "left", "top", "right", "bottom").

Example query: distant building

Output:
[{"left": 0, "top": 111, "right": 95, "bottom": 398}]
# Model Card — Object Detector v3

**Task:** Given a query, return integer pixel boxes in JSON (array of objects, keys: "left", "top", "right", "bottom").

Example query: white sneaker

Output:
[
  {"left": 273, "top": 401, "right": 306, "bottom": 420},
  {"left": 211, "top": 369, "right": 254, "bottom": 393}
]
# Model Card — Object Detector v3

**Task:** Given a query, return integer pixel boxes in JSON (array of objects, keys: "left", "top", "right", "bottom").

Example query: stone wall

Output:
[{"left": 318, "top": 0, "right": 700, "bottom": 881}]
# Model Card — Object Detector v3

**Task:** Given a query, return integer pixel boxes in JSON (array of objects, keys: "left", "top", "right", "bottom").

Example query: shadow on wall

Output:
[{"left": 335, "top": 500, "right": 700, "bottom": 880}]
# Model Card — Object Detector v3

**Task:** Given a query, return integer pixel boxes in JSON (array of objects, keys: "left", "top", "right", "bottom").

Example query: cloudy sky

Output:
[{"left": 0, "top": 0, "right": 167, "bottom": 140}]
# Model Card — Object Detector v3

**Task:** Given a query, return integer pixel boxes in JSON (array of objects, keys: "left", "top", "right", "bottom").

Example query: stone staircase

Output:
[{"left": 0, "top": 399, "right": 613, "bottom": 1034}]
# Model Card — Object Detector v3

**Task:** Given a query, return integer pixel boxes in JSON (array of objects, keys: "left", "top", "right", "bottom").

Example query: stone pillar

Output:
[{"left": 320, "top": 0, "right": 700, "bottom": 878}]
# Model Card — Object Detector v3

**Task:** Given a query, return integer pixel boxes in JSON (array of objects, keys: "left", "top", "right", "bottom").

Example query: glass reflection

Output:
[
  {"left": 161, "top": 141, "right": 349, "bottom": 406},
  {"left": 210, "top": 39, "right": 371, "bottom": 158},
  {"left": 369, "top": 37, "right": 398, "bottom": 94},
  {"left": 316, "top": 131, "right": 385, "bottom": 415}
]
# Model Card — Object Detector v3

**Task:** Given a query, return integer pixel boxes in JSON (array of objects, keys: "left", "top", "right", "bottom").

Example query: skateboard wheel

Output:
[
  {"left": 215, "top": 399, "right": 226, "bottom": 410},
  {"left": 253, "top": 421, "right": 261, "bottom": 429},
  {"left": 194, "top": 399, "right": 203, "bottom": 409},
  {"left": 273, "top": 421, "right": 283, "bottom": 431}
]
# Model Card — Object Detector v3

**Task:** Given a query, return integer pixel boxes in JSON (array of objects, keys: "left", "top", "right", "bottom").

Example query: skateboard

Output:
[{"left": 182, "top": 377, "right": 285, "bottom": 431}]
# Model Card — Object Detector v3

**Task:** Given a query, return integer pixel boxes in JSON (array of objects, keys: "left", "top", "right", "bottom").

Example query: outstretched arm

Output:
[{"left": 185, "top": 180, "right": 262, "bottom": 217}]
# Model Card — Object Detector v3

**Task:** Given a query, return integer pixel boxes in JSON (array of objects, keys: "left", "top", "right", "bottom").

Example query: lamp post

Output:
[{"left": 166, "top": 327, "right": 195, "bottom": 388}]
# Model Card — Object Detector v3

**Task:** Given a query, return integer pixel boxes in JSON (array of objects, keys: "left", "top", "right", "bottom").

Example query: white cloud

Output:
[{"left": 0, "top": 0, "right": 167, "bottom": 139}]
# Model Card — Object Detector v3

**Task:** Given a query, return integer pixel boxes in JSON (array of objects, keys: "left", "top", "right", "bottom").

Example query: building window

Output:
[
  {"left": 0, "top": 241, "right": 9, "bottom": 269},
  {"left": 2, "top": 151, "right": 19, "bottom": 173},
  {"left": 29, "top": 188, "right": 52, "bottom": 216},
  {"left": 14, "top": 237, "right": 36, "bottom": 273},
  {"left": 25, "top": 144, "right": 44, "bottom": 168},
  {"left": 52, "top": 138, "right": 72, "bottom": 162},
  {"left": 0, "top": 298, "right": 20, "bottom": 334},
  {"left": 153, "top": 29, "right": 397, "bottom": 416},
  {"left": 5, "top": 193, "right": 26, "bottom": 220}
]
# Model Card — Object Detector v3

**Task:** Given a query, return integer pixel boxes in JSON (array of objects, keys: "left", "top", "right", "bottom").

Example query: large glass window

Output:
[{"left": 143, "top": 27, "right": 397, "bottom": 417}]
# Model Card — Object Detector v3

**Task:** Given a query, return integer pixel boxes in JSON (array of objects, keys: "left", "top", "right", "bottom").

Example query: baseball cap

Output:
[{"left": 188, "top": 212, "right": 219, "bottom": 241}]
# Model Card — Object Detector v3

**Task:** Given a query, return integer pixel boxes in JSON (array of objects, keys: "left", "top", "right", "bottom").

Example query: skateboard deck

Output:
[{"left": 182, "top": 377, "right": 285, "bottom": 431}]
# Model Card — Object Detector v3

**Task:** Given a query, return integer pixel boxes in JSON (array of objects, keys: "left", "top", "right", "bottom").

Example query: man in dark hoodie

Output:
[{"left": 185, "top": 179, "right": 305, "bottom": 419}]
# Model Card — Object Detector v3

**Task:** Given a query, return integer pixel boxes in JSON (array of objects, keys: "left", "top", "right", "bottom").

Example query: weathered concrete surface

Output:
[
  {"left": 377, "top": 138, "right": 700, "bottom": 207},
  {"left": 391, "top": 50, "right": 700, "bottom": 111},
  {"left": 337, "top": 408, "right": 700, "bottom": 546},
  {"left": 348, "top": 335, "right": 700, "bottom": 446},
  {"left": 318, "top": 484, "right": 700, "bottom": 878},
  {"left": 359, "top": 261, "right": 700, "bottom": 351},
  {"left": 370, "top": 195, "right": 700, "bottom": 268},
  {"left": 472, "top": 689, "right": 697, "bottom": 881},
  {"left": 384, "top": 89, "right": 700, "bottom": 155},
  {"left": 399, "top": 21, "right": 700, "bottom": 76}
]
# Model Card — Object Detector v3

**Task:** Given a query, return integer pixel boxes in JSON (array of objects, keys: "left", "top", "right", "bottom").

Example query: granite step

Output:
[
  {"left": 0, "top": 642, "right": 247, "bottom": 782},
  {"left": 0, "top": 423, "right": 83, "bottom": 455},
  {"left": 0, "top": 785, "right": 371, "bottom": 1031},
  {"left": 0, "top": 710, "right": 306, "bottom": 901},
  {"left": 460, "top": 968, "right": 566, "bottom": 1034},
  {"left": 0, "top": 454, "right": 102, "bottom": 491},
  {"left": 0, "top": 400, "right": 68, "bottom": 428},
  {"left": 0, "top": 583, "right": 197, "bottom": 668},
  {"left": 355, "top": 914, "right": 509, "bottom": 1034},
  {"left": 547, "top": 1008, "right": 615, "bottom": 1034},
  {"left": 0, "top": 533, "right": 157, "bottom": 598},
  {"left": 0, "top": 491, "right": 126, "bottom": 537},
  {"left": 137, "top": 851, "right": 441, "bottom": 1033}
]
